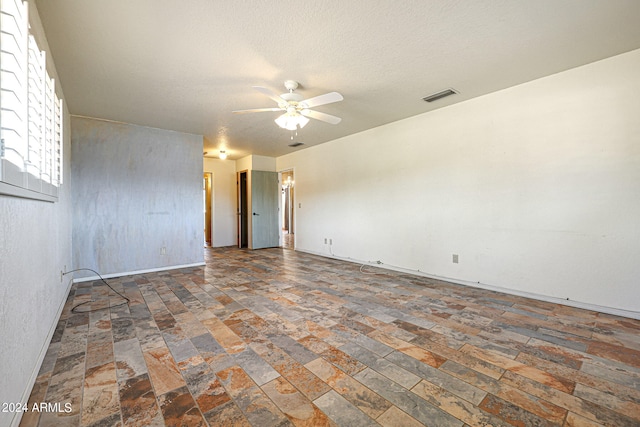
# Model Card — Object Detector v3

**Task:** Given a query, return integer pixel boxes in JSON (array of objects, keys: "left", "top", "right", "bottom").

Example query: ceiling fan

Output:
[{"left": 233, "top": 80, "right": 343, "bottom": 130}]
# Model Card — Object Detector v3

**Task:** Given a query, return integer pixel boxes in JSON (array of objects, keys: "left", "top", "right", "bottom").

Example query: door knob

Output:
[{"left": 253, "top": 212, "right": 259, "bottom": 216}]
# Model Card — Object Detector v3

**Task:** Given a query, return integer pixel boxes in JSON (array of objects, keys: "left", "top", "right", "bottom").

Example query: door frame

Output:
[
  {"left": 278, "top": 168, "right": 295, "bottom": 249},
  {"left": 237, "top": 170, "right": 249, "bottom": 248},
  {"left": 203, "top": 172, "right": 213, "bottom": 246}
]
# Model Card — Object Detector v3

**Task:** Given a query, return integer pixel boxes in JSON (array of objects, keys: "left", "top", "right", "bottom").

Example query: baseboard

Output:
[
  {"left": 11, "top": 277, "right": 74, "bottom": 427},
  {"left": 72, "top": 262, "right": 206, "bottom": 283},
  {"left": 10, "top": 261, "right": 205, "bottom": 426},
  {"left": 297, "top": 248, "right": 640, "bottom": 321}
]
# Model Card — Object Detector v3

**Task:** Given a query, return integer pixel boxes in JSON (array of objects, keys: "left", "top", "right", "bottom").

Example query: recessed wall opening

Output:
[
  {"left": 203, "top": 173, "right": 212, "bottom": 246},
  {"left": 280, "top": 169, "right": 294, "bottom": 250},
  {"left": 237, "top": 170, "right": 249, "bottom": 248}
]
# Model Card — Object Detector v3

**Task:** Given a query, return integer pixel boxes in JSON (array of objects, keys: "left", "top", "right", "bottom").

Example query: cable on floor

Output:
[
  {"left": 359, "top": 262, "right": 384, "bottom": 275},
  {"left": 65, "top": 268, "right": 130, "bottom": 314},
  {"left": 327, "top": 243, "right": 384, "bottom": 275}
]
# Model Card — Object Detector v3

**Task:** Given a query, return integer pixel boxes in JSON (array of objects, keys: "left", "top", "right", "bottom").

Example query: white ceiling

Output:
[{"left": 35, "top": 0, "right": 640, "bottom": 160}]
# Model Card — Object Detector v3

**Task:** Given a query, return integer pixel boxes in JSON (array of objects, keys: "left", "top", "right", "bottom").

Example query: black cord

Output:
[
  {"left": 67, "top": 268, "right": 130, "bottom": 314},
  {"left": 360, "top": 263, "right": 382, "bottom": 275}
]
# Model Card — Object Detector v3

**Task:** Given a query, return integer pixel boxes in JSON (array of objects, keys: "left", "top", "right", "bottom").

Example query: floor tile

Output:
[
  {"left": 178, "top": 356, "right": 231, "bottom": 413},
  {"left": 80, "top": 362, "right": 119, "bottom": 426},
  {"left": 261, "top": 377, "right": 334, "bottom": 426},
  {"left": 143, "top": 346, "right": 186, "bottom": 396},
  {"left": 202, "top": 400, "right": 251, "bottom": 426},
  {"left": 114, "top": 338, "right": 147, "bottom": 380},
  {"left": 354, "top": 367, "right": 462, "bottom": 426},
  {"left": 20, "top": 247, "right": 640, "bottom": 427},
  {"left": 118, "top": 373, "right": 163, "bottom": 426},
  {"left": 339, "top": 341, "right": 421, "bottom": 389},
  {"left": 376, "top": 406, "right": 424, "bottom": 427},
  {"left": 157, "top": 386, "right": 207, "bottom": 427},
  {"left": 305, "top": 357, "right": 391, "bottom": 418},
  {"left": 312, "top": 390, "right": 377, "bottom": 427}
]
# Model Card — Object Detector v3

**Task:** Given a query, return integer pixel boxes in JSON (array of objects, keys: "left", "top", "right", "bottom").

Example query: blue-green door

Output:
[{"left": 251, "top": 170, "right": 279, "bottom": 249}]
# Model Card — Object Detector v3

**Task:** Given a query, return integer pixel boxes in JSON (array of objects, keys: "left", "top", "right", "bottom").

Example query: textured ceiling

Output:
[{"left": 35, "top": 0, "right": 640, "bottom": 160}]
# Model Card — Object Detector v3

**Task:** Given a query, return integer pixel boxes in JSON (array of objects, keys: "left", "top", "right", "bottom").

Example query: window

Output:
[{"left": 1, "top": 0, "right": 63, "bottom": 202}]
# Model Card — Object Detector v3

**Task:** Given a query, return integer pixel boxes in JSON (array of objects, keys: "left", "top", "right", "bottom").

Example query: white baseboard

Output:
[
  {"left": 72, "top": 262, "right": 206, "bottom": 283},
  {"left": 10, "top": 261, "right": 205, "bottom": 426},
  {"left": 297, "top": 248, "right": 640, "bottom": 321}
]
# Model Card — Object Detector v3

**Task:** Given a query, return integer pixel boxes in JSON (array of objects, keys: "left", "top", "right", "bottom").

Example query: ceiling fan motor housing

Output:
[
  {"left": 280, "top": 92, "right": 303, "bottom": 103},
  {"left": 283, "top": 80, "right": 299, "bottom": 91}
]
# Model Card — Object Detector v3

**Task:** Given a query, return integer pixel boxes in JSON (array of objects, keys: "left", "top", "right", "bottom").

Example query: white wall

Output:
[
  {"left": 71, "top": 117, "right": 204, "bottom": 277},
  {"left": 204, "top": 158, "right": 237, "bottom": 247},
  {"left": 277, "top": 48, "right": 640, "bottom": 316},
  {"left": 251, "top": 155, "right": 277, "bottom": 172},
  {"left": 0, "top": 3, "right": 73, "bottom": 426},
  {"left": 236, "top": 154, "right": 277, "bottom": 172}
]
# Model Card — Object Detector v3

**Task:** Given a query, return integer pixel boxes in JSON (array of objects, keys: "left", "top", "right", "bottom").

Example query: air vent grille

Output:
[
  {"left": 423, "top": 88, "right": 458, "bottom": 103},
  {"left": 288, "top": 142, "right": 304, "bottom": 147}
]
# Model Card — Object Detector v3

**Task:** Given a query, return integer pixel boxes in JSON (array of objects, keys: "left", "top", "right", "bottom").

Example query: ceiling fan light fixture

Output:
[
  {"left": 219, "top": 150, "right": 227, "bottom": 160},
  {"left": 275, "top": 113, "right": 309, "bottom": 131},
  {"left": 296, "top": 115, "right": 309, "bottom": 128}
]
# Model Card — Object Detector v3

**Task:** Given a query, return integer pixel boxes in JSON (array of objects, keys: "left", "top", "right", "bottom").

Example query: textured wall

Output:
[
  {"left": 0, "top": 108, "right": 72, "bottom": 427},
  {"left": 71, "top": 117, "right": 203, "bottom": 276},
  {"left": 0, "top": 3, "right": 74, "bottom": 426},
  {"left": 277, "top": 48, "right": 640, "bottom": 316}
]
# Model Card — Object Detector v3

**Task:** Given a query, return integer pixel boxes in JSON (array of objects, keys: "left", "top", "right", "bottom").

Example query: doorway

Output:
[
  {"left": 237, "top": 170, "right": 279, "bottom": 249},
  {"left": 237, "top": 170, "right": 248, "bottom": 248},
  {"left": 203, "top": 173, "right": 212, "bottom": 246},
  {"left": 280, "top": 170, "right": 294, "bottom": 249}
]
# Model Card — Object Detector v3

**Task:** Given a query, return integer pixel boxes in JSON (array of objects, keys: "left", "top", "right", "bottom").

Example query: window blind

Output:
[
  {"left": 1, "top": 0, "right": 63, "bottom": 201},
  {"left": 1, "top": 0, "right": 29, "bottom": 187}
]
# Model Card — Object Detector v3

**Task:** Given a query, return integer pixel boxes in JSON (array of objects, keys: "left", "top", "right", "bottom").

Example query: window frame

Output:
[{"left": 1, "top": 0, "right": 63, "bottom": 203}]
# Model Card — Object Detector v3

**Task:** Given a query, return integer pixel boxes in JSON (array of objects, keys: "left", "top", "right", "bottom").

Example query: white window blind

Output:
[
  {"left": 1, "top": 0, "right": 29, "bottom": 186},
  {"left": 43, "top": 73, "right": 54, "bottom": 187},
  {"left": 1, "top": 0, "right": 63, "bottom": 201},
  {"left": 27, "top": 33, "right": 45, "bottom": 188},
  {"left": 54, "top": 89, "right": 62, "bottom": 185}
]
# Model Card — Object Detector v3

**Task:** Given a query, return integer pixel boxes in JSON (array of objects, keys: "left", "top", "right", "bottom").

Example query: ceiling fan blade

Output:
[
  {"left": 300, "top": 92, "right": 343, "bottom": 108},
  {"left": 253, "top": 86, "right": 285, "bottom": 105},
  {"left": 300, "top": 109, "right": 342, "bottom": 125},
  {"left": 232, "top": 107, "right": 282, "bottom": 114}
]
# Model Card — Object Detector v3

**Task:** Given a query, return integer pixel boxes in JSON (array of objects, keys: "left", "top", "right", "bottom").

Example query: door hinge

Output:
[{"left": 0, "top": 139, "right": 5, "bottom": 157}]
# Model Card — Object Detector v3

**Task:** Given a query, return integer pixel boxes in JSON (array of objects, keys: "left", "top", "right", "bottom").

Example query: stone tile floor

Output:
[{"left": 20, "top": 247, "right": 640, "bottom": 426}]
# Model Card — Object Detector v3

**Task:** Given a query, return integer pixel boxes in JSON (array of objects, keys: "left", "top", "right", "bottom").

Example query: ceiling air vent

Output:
[
  {"left": 422, "top": 88, "right": 458, "bottom": 103},
  {"left": 288, "top": 142, "right": 304, "bottom": 147}
]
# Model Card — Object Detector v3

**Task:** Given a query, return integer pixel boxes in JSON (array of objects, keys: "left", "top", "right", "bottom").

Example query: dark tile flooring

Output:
[{"left": 20, "top": 247, "right": 640, "bottom": 426}]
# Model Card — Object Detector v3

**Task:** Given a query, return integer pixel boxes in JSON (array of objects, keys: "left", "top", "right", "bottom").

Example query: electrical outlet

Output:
[
  {"left": 161, "top": 247, "right": 167, "bottom": 255},
  {"left": 324, "top": 238, "right": 327, "bottom": 244},
  {"left": 453, "top": 254, "right": 459, "bottom": 263},
  {"left": 329, "top": 239, "right": 332, "bottom": 245}
]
